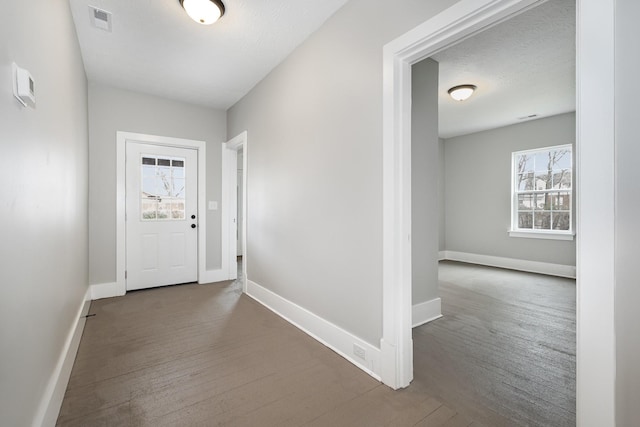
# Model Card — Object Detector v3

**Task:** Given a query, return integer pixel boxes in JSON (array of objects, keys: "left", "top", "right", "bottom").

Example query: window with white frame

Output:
[{"left": 511, "top": 144, "right": 573, "bottom": 237}]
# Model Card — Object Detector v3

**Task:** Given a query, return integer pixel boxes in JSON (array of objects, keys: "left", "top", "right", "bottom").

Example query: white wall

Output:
[
  {"left": 411, "top": 59, "right": 440, "bottom": 305},
  {"left": 0, "top": 1, "right": 89, "bottom": 425},
  {"left": 442, "top": 113, "right": 576, "bottom": 267},
  {"left": 88, "top": 83, "right": 227, "bottom": 284},
  {"left": 615, "top": 0, "right": 640, "bottom": 424},
  {"left": 227, "top": 0, "right": 458, "bottom": 346}
]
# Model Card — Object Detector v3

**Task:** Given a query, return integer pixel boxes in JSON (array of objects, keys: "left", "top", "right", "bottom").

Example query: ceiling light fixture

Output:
[
  {"left": 179, "top": 0, "right": 225, "bottom": 25},
  {"left": 448, "top": 84, "right": 477, "bottom": 101}
]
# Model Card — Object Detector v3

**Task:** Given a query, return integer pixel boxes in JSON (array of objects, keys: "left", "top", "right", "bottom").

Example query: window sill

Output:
[{"left": 508, "top": 230, "right": 575, "bottom": 241}]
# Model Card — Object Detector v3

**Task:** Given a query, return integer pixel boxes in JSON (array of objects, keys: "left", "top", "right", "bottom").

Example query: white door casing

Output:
[
  {"left": 382, "top": 0, "right": 615, "bottom": 425},
  {"left": 116, "top": 132, "right": 207, "bottom": 296},
  {"left": 381, "top": 0, "right": 544, "bottom": 391},
  {"left": 237, "top": 154, "right": 243, "bottom": 256},
  {"left": 125, "top": 142, "right": 198, "bottom": 290},
  {"left": 223, "top": 131, "right": 248, "bottom": 291}
]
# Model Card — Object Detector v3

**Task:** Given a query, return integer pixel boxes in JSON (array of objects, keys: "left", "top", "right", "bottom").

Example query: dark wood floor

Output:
[
  {"left": 57, "top": 261, "right": 575, "bottom": 426},
  {"left": 57, "top": 273, "right": 480, "bottom": 426},
  {"left": 412, "top": 261, "right": 576, "bottom": 427}
]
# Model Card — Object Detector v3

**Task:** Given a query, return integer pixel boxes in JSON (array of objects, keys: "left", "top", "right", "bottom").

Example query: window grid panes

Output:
[
  {"left": 513, "top": 145, "right": 572, "bottom": 232},
  {"left": 140, "top": 156, "right": 186, "bottom": 221}
]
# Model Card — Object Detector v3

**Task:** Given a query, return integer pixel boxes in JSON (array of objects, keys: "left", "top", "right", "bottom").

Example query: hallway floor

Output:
[
  {"left": 57, "top": 261, "right": 574, "bottom": 426},
  {"left": 56, "top": 271, "right": 480, "bottom": 426}
]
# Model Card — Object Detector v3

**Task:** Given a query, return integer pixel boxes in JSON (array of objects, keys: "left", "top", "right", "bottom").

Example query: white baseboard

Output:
[
  {"left": 91, "top": 270, "right": 230, "bottom": 300},
  {"left": 90, "top": 282, "right": 125, "bottom": 300},
  {"left": 245, "top": 280, "right": 381, "bottom": 380},
  {"left": 412, "top": 297, "right": 442, "bottom": 328},
  {"left": 199, "top": 268, "right": 228, "bottom": 284},
  {"left": 441, "top": 250, "right": 576, "bottom": 279},
  {"left": 34, "top": 288, "right": 91, "bottom": 427}
]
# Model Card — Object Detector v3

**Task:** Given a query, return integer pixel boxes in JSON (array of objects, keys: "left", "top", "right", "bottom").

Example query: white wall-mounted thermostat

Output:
[{"left": 12, "top": 63, "right": 35, "bottom": 108}]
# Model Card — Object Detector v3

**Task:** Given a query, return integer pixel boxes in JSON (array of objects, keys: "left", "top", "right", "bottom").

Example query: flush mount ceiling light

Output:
[
  {"left": 179, "top": 0, "right": 225, "bottom": 25},
  {"left": 448, "top": 84, "right": 477, "bottom": 101}
]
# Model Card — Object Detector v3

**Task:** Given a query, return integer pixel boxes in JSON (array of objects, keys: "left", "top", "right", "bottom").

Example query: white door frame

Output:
[
  {"left": 381, "top": 0, "right": 615, "bottom": 425},
  {"left": 223, "top": 131, "right": 248, "bottom": 291},
  {"left": 116, "top": 132, "right": 207, "bottom": 295}
]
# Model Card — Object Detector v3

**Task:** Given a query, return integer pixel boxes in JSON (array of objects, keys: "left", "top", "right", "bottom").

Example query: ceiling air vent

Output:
[{"left": 89, "top": 6, "right": 112, "bottom": 32}]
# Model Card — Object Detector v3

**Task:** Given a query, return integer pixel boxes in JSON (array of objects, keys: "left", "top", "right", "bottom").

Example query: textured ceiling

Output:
[
  {"left": 68, "top": 0, "right": 349, "bottom": 110},
  {"left": 432, "top": 0, "right": 576, "bottom": 138}
]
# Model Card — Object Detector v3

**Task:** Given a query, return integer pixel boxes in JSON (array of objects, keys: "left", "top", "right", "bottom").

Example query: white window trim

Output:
[
  {"left": 510, "top": 143, "right": 573, "bottom": 239},
  {"left": 508, "top": 229, "right": 575, "bottom": 240}
]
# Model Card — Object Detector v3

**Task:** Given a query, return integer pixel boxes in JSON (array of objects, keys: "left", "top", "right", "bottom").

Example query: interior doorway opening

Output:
[
  {"left": 237, "top": 148, "right": 244, "bottom": 257},
  {"left": 224, "top": 131, "right": 248, "bottom": 292},
  {"left": 407, "top": 1, "right": 577, "bottom": 424}
]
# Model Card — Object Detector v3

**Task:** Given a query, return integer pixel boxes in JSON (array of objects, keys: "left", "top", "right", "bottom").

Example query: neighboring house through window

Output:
[{"left": 510, "top": 144, "right": 574, "bottom": 240}]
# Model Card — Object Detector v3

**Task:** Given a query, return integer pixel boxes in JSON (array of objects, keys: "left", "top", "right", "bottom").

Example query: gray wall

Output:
[
  {"left": 615, "top": 0, "right": 640, "bottom": 423},
  {"left": 88, "top": 83, "right": 227, "bottom": 284},
  {"left": 0, "top": 0, "right": 89, "bottom": 425},
  {"left": 411, "top": 59, "right": 440, "bottom": 305},
  {"left": 227, "top": 0, "right": 458, "bottom": 346},
  {"left": 439, "top": 138, "right": 446, "bottom": 252},
  {"left": 442, "top": 113, "right": 576, "bottom": 266}
]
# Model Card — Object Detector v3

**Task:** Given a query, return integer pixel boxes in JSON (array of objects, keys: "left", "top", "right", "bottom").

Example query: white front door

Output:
[{"left": 126, "top": 142, "right": 198, "bottom": 291}]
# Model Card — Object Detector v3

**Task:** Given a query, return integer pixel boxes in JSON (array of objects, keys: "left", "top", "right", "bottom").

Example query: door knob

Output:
[{"left": 191, "top": 224, "right": 196, "bottom": 229}]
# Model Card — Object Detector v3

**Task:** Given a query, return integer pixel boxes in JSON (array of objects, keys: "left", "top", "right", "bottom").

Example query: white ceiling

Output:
[
  {"left": 68, "top": 0, "right": 575, "bottom": 137},
  {"left": 68, "top": 0, "right": 349, "bottom": 110},
  {"left": 433, "top": 0, "right": 576, "bottom": 138}
]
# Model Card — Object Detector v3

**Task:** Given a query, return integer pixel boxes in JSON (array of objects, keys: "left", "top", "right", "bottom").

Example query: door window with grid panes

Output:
[{"left": 140, "top": 156, "right": 186, "bottom": 221}]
